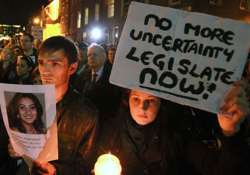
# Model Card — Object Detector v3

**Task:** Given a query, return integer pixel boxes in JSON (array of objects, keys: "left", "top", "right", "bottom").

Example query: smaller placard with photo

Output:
[{"left": 0, "top": 83, "right": 58, "bottom": 162}]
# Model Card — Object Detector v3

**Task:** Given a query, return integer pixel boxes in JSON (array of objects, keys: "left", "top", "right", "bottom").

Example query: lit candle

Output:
[{"left": 94, "top": 153, "right": 122, "bottom": 175}]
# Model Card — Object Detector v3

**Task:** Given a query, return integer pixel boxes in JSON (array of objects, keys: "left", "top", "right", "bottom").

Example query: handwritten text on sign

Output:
[{"left": 110, "top": 2, "right": 250, "bottom": 113}]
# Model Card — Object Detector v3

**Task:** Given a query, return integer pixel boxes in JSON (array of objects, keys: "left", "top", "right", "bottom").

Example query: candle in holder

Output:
[{"left": 94, "top": 153, "right": 122, "bottom": 175}]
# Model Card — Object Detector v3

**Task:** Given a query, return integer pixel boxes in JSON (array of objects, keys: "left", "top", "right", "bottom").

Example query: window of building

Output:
[
  {"left": 240, "top": 0, "right": 250, "bottom": 11},
  {"left": 83, "top": 32, "right": 87, "bottom": 39},
  {"left": 122, "top": 0, "right": 130, "bottom": 17},
  {"left": 77, "top": 11, "right": 81, "bottom": 28},
  {"left": 209, "top": 0, "right": 223, "bottom": 6},
  {"left": 168, "top": 0, "right": 182, "bottom": 6},
  {"left": 107, "top": 0, "right": 115, "bottom": 18},
  {"left": 113, "top": 26, "right": 119, "bottom": 45},
  {"left": 84, "top": 8, "right": 89, "bottom": 25},
  {"left": 95, "top": 3, "right": 100, "bottom": 21}
]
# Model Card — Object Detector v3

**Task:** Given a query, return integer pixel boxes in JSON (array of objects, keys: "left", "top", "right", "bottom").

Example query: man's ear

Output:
[{"left": 69, "top": 62, "right": 78, "bottom": 75}]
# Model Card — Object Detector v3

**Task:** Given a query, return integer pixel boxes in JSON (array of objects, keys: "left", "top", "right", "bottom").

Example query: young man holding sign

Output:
[
  {"left": 35, "top": 36, "right": 99, "bottom": 175},
  {"left": 5, "top": 36, "right": 99, "bottom": 175}
]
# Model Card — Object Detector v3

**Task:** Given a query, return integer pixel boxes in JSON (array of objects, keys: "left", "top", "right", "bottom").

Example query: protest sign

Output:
[
  {"left": 0, "top": 83, "right": 58, "bottom": 163},
  {"left": 110, "top": 2, "right": 250, "bottom": 113}
]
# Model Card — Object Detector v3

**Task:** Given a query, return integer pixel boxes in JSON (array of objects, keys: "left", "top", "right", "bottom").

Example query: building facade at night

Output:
[
  {"left": 42, "top": 0, "right": 250, "bottom": 45},
  {"left": 70, "top": 0, "right": 193, "bottom": 45}
]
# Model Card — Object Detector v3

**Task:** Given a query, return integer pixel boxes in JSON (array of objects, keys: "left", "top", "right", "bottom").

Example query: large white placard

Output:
[{"left": 110, "top": 2, "right": 250, "bottom": 113}]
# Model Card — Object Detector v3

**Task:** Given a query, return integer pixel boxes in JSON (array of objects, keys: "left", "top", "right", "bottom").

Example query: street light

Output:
[
  {"left": 90, "top": 27, "right": 103, "bottom": 42},
  {"left": 33, "top": 17, "right": 40, "bottom": 25}
]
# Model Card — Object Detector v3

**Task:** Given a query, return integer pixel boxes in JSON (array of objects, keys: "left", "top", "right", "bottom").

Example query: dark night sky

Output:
[{"left": 0, "top": 0, "right": 49, "bottom": 25}]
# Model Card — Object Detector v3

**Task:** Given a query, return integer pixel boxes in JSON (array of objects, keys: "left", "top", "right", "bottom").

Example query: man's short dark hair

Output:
[
  {"left": 39, "top": 36, "right": 79, "bottom": 64},
  {"left": 22, "top": 32, "right": 34, "bottom": 42}
]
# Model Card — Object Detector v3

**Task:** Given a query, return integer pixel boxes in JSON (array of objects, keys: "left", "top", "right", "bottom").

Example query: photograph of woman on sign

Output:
[{"left": 7, "top": 93, "right": 46, "bottom": 134}]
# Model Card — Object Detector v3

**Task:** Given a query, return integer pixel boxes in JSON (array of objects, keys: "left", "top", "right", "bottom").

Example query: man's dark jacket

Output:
[{"left": 73, "top": 61, "right": 121, "bottom": 121}]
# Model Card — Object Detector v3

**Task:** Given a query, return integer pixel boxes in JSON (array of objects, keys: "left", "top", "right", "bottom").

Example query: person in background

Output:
[
  {"left": 107, "top": 46, "right": 116, "bottom": 64},
  {"left": 33, "top": 39, "right": 42, "bottom": 51},
  {"left": 77, "top": 41, "right": 88, "bottom": 74},
  {"left": 19, "top": 33, "right": 38, "bottom": 68},
  {"left": 69, "top": 41, "right": 88, "bottom": 86},
  {"left": 12, "top": 46, "right": 23, "bottom": 58},
  {"left": 0, "top": 47, "right": 17, "bottom": 83},
  {"left": 7, "top": 93, "right": 46, "bottom": 134},
  {"left": 95, "top": 83, "right": 250, "bottom": 175},
  {"left": 2, "top": 39, "right": 10, "bottom": 48},
  {"left": 6, "top": 37, "right": 19, "bottom": 49},
  {"left": 73, "top": 43, "right": 121, "bottom": 122},
  {"left": 15, "top": 56, "right": 34, "bottom": 84}
]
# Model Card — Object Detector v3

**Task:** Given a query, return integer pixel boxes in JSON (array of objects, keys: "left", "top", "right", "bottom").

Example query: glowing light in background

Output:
[
  {"left": 90, "top": 27, "right": 103, "bottom": 41},
  {"left": 33, "top": 17, "right": 40, "bottom": 25},
  {"left": 45, "top": 0, "right": 60, "bottom": 21},
  {"left": 43, "top": 24, "right": 62, "bottom": 40},
  {"left": 94, "top": 153, "right": 122, "bottom": 175}
]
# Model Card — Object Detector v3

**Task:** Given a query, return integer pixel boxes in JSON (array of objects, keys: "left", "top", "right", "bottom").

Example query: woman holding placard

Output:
[{"left": 94, "top": 81, "right": 250, "bottom": 175}]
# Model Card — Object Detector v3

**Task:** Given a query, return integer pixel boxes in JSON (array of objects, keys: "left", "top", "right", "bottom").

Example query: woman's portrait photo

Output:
[{"left": 6, "top": 92, "right": 46, "bottom": 134}]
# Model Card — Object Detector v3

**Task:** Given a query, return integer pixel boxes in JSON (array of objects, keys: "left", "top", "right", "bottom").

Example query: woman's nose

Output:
[
  {"left": 44, "top": 63, "right": 51, "bottom": 71},
  {"left": 40, "top": 63, "right": 51, "bottom": 74},
  {"left": 23, "top": 108, "right": 32, "bottom": 114},
  {"left": 142, "top": 100, "right": 149, "bottom": 110},
  {"left": 26, "top": 111, "right": 31, "bottom": 115}
]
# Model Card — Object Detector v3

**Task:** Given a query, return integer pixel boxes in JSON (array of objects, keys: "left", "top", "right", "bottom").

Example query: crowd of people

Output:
[
  {"left": 0, "top": 33, "right": 39, "bottom": 84},
  {"left": 0, "top": 33, "right": 250, "bottom": 175}
]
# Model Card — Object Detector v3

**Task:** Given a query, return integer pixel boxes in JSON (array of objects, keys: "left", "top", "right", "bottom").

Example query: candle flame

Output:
[{"left": 94, "top": 153, "right": 122, "bottom": 175}]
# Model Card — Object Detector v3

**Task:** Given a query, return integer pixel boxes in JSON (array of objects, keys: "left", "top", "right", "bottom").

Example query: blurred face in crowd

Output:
[
  {"left": 18, "top": 97, "right": 37, "bottom": 126},
  {"left": 0, "top": 48, "right": 15, "bottom": 69},
  {"left": 20, "top": 35, "right": 33, "bottom": 51},
  {"left": 129, "top": 90, "right": 161, "bottom": 125},
  {"left": 34, "top": 39, "right": 42, "bottom": 50},
  {"left": 87, "top": 46, "right": 106, "bottom": 71},
  {"left": 9, "top": 38, "right": 18, "bottom": 47},
  {"left": 38, "top": 50, "right": 77, "bottom": 89},
  {"left": 108, "top": 48, "right": 115, "bottom": 64},
  {"left": 16, "top": 56, "right": 32, "bottom": 77},
  {"left": 13, "top": 47, "right": 23, "bottom": 57}
]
